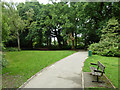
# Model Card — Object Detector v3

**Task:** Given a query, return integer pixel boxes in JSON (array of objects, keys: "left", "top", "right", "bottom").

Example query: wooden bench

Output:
[{"left": 90, "top": 61, "right": 105, "bottom": 83}]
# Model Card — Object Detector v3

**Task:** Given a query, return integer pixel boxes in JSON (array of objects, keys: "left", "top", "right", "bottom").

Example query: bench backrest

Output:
[{"left": 97, "top": 61, "right": 105, "bottom": 73}]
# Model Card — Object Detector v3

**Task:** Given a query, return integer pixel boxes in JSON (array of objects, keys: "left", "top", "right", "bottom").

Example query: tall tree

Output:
[{"left": 3, "top": 2, "right": 26, "bottom": 50}]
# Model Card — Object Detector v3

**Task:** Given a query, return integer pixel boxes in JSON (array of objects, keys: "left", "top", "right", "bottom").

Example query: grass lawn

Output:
[
  {"left": 83, "top": 55, "right": 119, "bottom": 88},
  {"left": 2, "top": 50, "right": 76, "bottom": 88}
]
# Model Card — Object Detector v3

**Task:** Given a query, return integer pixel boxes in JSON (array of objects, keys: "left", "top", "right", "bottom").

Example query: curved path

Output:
[{"left": 21, "top": 51, "right": 88, "bottom": 88}]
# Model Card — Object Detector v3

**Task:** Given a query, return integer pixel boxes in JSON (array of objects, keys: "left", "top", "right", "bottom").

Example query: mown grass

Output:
[
  {"left": 2, "top": 50, "right": 76, "bottom": 88},
  {"left": 83, "top": 55, "right": 119, "bottom": 88}
]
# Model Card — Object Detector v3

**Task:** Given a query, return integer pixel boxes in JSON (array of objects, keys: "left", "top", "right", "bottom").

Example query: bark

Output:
[
  {"left": 75, "top": 32, "right": 77, "bottom": 48},
  {"left": 12, "top": 22, "right": 21, "bottom": 51},
  {"left": 71, "top": 32, "right": 74, "bottom": 49},
  {"left": 17, "top": 31, "right": 21, "bottom": 51},
  {"left": 57, "top": 36, "right": 62, "bottom": 48},
  {"left": 54, "top": 37, "right": 56, "bottom": 45},
  {"left": 55, "top": 29, "right": 62, "bottom": 48},
  {"left": 47, "top": 37, "right": 49, "bottom": 46},
  {"left": 49, "top": 36, "right": 51, "bottom": 47},
  {"left": 100, "top": 2, "right": 104, "bottom": 17},
  {"left": 29, "top": 39, "right": 33, "bottom": 49},
  {"left": 63, "top": 39, "right": 67, "bottom": 46}
]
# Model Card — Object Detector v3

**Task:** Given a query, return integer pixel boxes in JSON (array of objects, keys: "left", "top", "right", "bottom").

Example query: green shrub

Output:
[
  {"left": 76, "top": 44, "right": 85, "bottom": 49},
  {"left": 61, "top": 45, "right": 71, "bottom": 50},
  {"left": 49, "top": 45, "right": 71, "bottom": 50},
  {"left": 3, "top": 47, "right": 18, "bottom": 52},
  {"left": 49, "top": 45, "right": 60, "bottom": 50},
  {"left": 0, "top": 54, "right": 8, "bottom": 67},
  {"left": 89, "top": 18, "right": 120, "bottom": 57}
]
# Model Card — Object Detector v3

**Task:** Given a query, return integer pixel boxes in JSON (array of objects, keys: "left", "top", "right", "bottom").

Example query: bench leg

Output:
[{"left": 92, "top": 76, "right": 104, "bottom": 83}]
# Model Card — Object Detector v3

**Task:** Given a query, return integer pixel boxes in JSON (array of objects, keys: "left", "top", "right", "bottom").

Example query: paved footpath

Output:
[{"left": 21, "top": 51, "right": 88, "bottom": 88}]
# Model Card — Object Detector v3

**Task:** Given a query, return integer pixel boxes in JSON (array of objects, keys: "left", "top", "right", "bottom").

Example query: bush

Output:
[
  {"left": 49, "top": 45, "right": 72, "bottom": 50},
  {"left": 3, "top": 47, "right": 18, "bottom": 52},
  {"left": 89, "top": 40, "right": 120, "bottom": 57},
  {"left": 76, "top": 44, "right": 85, "bottom": 49},
  {"left": 0, "top": 54, "right": 8, "bottom": 67},
  {"left": 61, "top": 45, "right": 71, "bottom": 50},
  {"left": 49, "top": 45, "right": 60, "bottom": 50},
  {"left": 88, "top": 18, "right": 120, "bottom": 57}
]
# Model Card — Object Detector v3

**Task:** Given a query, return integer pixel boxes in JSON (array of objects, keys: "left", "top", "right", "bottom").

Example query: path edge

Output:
[
  {"left": 19, "top": 52, "right": 78, "bottom": 88},
  {"left": 104, "top": 74, "right": 116, "bottom": 88},
  {"left": 81, "top": 57, "right": 88, "bottom": 89}
]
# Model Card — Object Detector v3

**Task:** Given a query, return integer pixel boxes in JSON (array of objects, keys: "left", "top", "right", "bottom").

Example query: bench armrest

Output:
[
  {"left": 94, "top": 70, "right": 104, "bottom": 73},
  {"left": 90, "top": 63, "right": 97, "bottom": 65}
]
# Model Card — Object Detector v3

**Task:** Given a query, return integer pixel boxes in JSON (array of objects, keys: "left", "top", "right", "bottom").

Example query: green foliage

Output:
[
  {"left": 1, "top": 42, "right": 6, "bottom": 50},
  {"left": 0, "top": 54, "right": 8, "bottom": 68},
  {"left": 3, "top": 47, "right": 18, "bottom": 52},
  {"left": 61, "top": 45, "right": 72, "bottom": 50},
  {"left": 76, "top": 44, "right": 85, "bottom": 49},
  {"left": 2, "top": 1, "right": 120, "bottom": 50},
  {"left": 2, "top": 2, "right": 26, "bottom": 50},
  {"left": 89, "top": 18, "right": 120, "bottom": 57},
  {"left": 2, "top": 2, "right": 10, "bottom": 42}
]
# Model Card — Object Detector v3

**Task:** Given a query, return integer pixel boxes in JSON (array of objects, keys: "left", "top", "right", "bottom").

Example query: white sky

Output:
[{"left": 2, "top": 0, "right": 54, "bottom": 4}]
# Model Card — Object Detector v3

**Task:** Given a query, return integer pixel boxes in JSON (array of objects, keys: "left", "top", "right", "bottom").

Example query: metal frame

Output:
[{"left": 90, "top": 61, "right": 105, "bottom": 83}]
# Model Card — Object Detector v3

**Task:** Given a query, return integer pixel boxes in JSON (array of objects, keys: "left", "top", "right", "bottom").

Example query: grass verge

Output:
[
  {"left": 2, "top": 50, "right": 76, "bottom": 88},
  {"left": 83, "top": 55, "right": 119, "bottom": 88}
]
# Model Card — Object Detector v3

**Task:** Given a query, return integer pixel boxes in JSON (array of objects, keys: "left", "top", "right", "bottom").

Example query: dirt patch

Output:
[{"left": 2, "top": 74, "right": 24, "bottom": 88}]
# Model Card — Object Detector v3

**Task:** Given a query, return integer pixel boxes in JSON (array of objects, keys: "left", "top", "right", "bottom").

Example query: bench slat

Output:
[
  {"left": 89, "top": 61, "right": 105, "bottom": 82},
  {"left": 90, "top": 67, "right": 101, "bottom": 76},
  {"left": 98, "top": 61, "right": 105, "bottom": 72}
]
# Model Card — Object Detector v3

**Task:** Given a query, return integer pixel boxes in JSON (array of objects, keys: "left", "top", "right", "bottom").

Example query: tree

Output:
[
  {"left": 2, "top": 2, "right": 11, "bottom": 45},
  {"left": 3, "top": 2, "right": 26, "bottom": 51},
  {"left": 17, "top": 1, "right": 42, "bottom": 48},
  {"left": 3, "top": 1, "right": 120, "bottom": 51}
]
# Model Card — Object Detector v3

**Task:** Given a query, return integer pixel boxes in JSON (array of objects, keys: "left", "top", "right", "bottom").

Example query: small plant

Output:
[
  {"left": 0, "top": 54, "right": 8, "bottom": 68},
  {"left": 3, "top": 47, "right": 18, "bottom": 52}
]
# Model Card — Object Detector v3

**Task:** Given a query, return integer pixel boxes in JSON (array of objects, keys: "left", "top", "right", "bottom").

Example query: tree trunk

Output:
[
  {"left": 49, "top": 36, "right": 51, "bottom": 47},
  {"left": 55, "top": 29, "right": 62, "bottom": 48},
  {"left": 30, "top": 39, "right": 33, "bottom": 49},
  {"left": 63, "top": 39, "right": 67, "bottom": 46},
  {"left": 71, "top": 32, "right": 74, "bottom": 49},
  {"left": 54, "top": 37, "right": 56, "bottom": 45},
  {"left": 17, "top": 32, "right": 21, "bottom": 51},
  {"left": 47, "top": 37, "right": 49, "bottom": 46},
  {"left": 100, "top": 2, "right": 104, "bottom": 17},
  {"left": 75, "top": 32, "right": 77, "bottom": 49},
  {"left": 57, "top": 36, "right": 62, "bottom": 48},
  {"left": 84, "top": 34, "right": 88, "bottom": 50}
]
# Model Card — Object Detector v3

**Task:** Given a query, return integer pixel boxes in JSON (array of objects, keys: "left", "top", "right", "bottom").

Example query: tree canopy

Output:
[{"left": 2, "top": 1, "right": 120, "bottom": 55}]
